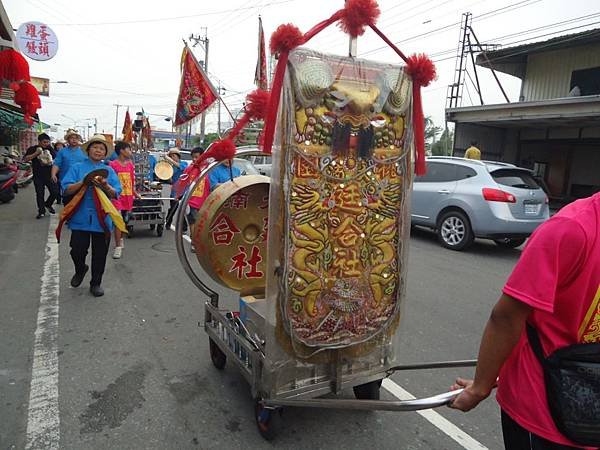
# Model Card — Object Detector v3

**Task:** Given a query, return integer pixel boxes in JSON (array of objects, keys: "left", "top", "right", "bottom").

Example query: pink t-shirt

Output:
[
  {"left": 497, "top": 193, "right": 600, "bottom": 448},
  {"left": 109, "top": 160, "right": 135, "bottom": 211}
]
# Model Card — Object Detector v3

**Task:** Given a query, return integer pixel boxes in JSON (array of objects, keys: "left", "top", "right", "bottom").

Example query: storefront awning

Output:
[{"left": 0, "top": 102, "right": 47, "bottom": 128}]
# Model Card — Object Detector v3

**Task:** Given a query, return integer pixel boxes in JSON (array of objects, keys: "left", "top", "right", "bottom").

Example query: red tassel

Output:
[
  {"left": 244, "top": 89, "right": 270, "bottom": 120},
  {"left": 270, "top": 24, "right": 304, "bottom": 54},
  {"left": 405, "top": 53, "right": 436, "bottom": 88},
  {"left": 339, "top": 0, "right": 380, "bottom": 37},
  {"left": 207, "top": 138, "right": 236, "bottom": 161},
  {"left": 14, "top": 81, "right": 41, "bottom": 126},
  {"left": 0, "top": 49, "right": 31, "bottom": 82}
]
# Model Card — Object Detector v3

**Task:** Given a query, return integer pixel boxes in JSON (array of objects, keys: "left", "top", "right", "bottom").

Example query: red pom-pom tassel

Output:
[
  {"left": 405, "top": 53, "right": 436, "bottom": 87},
  {"left": 270, "top": 24, "right": 304, "bottom": 54},
  {"left": 339, "top": 0, "right": 380, "bottom": 37},
  {"left": 206, "top": 138, "right": 236, "bottom": 162},
  {"left": 0, "top": 49, "right": 31, "bottom": 82},
  {"left": 244, "top": 89, "right": 270, "bottom": 120}
]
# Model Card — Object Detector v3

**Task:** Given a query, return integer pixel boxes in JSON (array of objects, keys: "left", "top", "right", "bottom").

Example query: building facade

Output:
[{"left": 447, "top": 29, "right": 600, "bottom": 204}]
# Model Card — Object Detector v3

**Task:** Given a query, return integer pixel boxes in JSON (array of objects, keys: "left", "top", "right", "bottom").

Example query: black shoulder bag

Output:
[{"left": 527, "top": 323, "right": 600, "bottom": 446}]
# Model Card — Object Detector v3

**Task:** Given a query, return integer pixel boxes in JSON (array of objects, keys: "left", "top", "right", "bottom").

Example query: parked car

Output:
[
  {"left": 410, "top": 157, "right": 549, "bottom": 250},
  {"left": 247, "top": 155, "right": 272, "bottom": 176}
]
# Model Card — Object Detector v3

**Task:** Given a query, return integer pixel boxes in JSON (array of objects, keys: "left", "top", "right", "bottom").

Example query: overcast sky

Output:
[{"left": 4, "top": 0, "right": 599, "bottom": 139}]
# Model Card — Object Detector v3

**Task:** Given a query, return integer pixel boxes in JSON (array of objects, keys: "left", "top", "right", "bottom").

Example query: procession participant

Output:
[
  {"left": 181, "top": 147, "right": 210, "bottom": 252},
  {"left": 59, "top": 134, "right": 123, "bottom": 297},
  {"left": 54, "top": 139, "right": 65, "bottom": 152},
  {"left": 164, "top": 148, "right": 188, "bottom": 228},
  {"left": 109, "top": 141, "right": 141, "bottom": 259},
  {"left": 24, "top": 133, "right": 59, "bottom": 219},
  {"left": 449, "top": 192, "right": 600, "bottom": 449},
  {"left": 52, "top": 129, "right": 87, "bottom": 205},
  {"left": 208, "top": 158, "right": 240, "bottom": 191}
]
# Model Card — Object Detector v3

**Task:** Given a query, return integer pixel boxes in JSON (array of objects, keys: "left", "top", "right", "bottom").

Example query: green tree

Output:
[
  {"left": 431, "top": 127, "right": 454, "bottom": 156},
  {"left": 424, "top": 117, "right": 442, "bottom": 150}
]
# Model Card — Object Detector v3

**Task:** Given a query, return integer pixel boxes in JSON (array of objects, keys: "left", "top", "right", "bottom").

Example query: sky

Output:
[{"left": 4, "top": 0, "right": 600, "bottom": 140}]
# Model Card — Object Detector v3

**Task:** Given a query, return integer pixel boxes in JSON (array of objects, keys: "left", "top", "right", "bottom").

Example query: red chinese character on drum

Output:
[
  {"left": 230, "top": 245, "right": 264, "bottom": 279},
  {"left": 209, "top": 212, "right": 240, "bottom": 245}
]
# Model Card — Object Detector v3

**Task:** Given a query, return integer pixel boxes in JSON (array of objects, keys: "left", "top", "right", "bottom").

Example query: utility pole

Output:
[
  {"left": 113, "top": 104, "right": 125, "bottom": 139},
  {"left": 189, "top": 28, "right": 208, "bottom": 143}
]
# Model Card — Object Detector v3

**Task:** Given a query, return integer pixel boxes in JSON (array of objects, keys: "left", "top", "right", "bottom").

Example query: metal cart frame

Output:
[{"left": 175, "top": 148, "right": 476, "bottom": 440}]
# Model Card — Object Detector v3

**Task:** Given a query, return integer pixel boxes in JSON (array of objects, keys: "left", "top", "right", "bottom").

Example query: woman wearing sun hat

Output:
[
  {"left": 52, "top": 129, "right": 87, "bottom": 205},
  {"left": 163, "top": 147, "right": 188, "bottom": 228},
  {"left": 60, "top": 134, "right": 122, "bottom": 297}
]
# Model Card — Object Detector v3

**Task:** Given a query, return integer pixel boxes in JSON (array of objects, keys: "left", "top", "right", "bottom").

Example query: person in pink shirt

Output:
[
  {"left": 109, "top": 141, "right": 140, "bottom": 259},
  {"left": 183, "top": 147, "right": 210, "bottom": 253},
  {"left": 449, "top": 192, "right": 600, "bottom": 449}
]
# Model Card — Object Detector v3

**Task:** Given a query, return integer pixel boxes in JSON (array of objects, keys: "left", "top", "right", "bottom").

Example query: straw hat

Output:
[
  {"left": 54, "top": 139, "right": 66, "bottom": 146},
  {"left": 82, "top": 134, "right": 114, "bottom": 157},
  {"left": 167, "top": 147, "right": 181, "bottom": 157},
  {"left": 64, "top": 128, "right": 82, "bottom": 141}
]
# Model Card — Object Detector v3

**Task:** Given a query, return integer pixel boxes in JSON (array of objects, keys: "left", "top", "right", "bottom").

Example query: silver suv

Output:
[{"left": 411, "top": 157, "right": 549, "bottom": 250}]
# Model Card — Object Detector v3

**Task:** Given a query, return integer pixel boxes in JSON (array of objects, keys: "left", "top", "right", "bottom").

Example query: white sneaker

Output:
[{"left": 112, "top": 246, "right": 123, "bottom": 259}]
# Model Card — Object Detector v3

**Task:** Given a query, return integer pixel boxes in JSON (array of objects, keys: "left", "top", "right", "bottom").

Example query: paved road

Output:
[{"left": 0, "top": 188, "right": 524, "bottom": 449}]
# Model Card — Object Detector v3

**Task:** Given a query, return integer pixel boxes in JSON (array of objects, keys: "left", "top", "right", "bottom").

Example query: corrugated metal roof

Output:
[{"left": 476, "top": 28, "right": 600, "bottom": 77}]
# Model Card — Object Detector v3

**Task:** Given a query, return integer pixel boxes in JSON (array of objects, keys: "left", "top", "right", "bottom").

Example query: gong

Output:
[{"left": 193, "top": 175, "right": 270, "bottom": 295}]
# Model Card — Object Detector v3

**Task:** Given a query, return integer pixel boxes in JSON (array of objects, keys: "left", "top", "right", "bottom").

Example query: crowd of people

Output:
[{"left": 23, "top": 129, "right": 237, "bottom": 297}]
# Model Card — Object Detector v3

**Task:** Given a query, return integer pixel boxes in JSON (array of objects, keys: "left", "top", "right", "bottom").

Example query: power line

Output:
[{"left": 46, "top": 0, "right": 296, "bottom": 26}]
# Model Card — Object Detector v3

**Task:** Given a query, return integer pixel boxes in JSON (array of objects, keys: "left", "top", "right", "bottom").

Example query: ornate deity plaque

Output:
[{"left": 279, "top": 49, "right": 412, "bottom": 349}]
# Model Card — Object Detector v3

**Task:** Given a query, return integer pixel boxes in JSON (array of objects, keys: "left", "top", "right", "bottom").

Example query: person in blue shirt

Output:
[
  {"left": 61, "top": 134, "right": 122, "bottom": 297},
  {"left": 164, "top": 148, "right": 188, "bottom": 228},
  {"left": 209, "top": 159, "right": 241, "bottom": 191},
  {"left": 51, "top": 128, "right": 87, "bottom": 205},
  {"left": 146, "top": 153, "right": 157, "bottom": 181}
]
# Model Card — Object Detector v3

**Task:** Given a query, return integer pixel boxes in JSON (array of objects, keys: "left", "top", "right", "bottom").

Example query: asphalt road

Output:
[{"left": 0, "top": 187, "right": 524, "bottom": 450}]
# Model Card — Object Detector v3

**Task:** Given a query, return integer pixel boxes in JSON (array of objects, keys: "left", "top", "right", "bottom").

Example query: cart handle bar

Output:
[
  {"left": 263, "top": 388, "right": 463, "bottom": 412},
  {"left": 387, "top": 359, "right": 477, "bottom": 373}
]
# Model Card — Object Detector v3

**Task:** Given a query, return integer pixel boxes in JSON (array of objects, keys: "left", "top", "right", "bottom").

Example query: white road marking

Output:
[
  {"left": 25, "top": 214, "right": 60, "bottom": 450},
  {"left": 382, "top": 379, "right": 488, "bottom": 450}
]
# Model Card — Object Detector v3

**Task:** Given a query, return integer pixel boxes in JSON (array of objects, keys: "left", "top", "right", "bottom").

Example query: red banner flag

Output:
[
  {"left": 122, "top": 109, "right": 133, "bottom": 143},
  {"left": 254, "top": 16, "right": 268, "bottom": 90},
  {"left": 174, "top": 46, "right": 218, "bottom": 127}
]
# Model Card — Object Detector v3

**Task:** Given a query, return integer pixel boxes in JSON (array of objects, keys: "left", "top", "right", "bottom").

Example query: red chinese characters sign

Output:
[{"left": 16, "top": 22, "right": 59, "bottom": 61}]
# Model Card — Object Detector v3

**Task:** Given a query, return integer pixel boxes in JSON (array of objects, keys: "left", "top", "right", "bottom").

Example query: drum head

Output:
[
  {"left": 193, "top": 175, "right": 269, "bottom": 295},
  {"left": 155, "top": 161, "right": 174, "bottom": 180}
]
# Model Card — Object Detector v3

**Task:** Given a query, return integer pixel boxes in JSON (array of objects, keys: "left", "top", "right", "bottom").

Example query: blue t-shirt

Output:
[
  {"left": 209, "top": 163, "right": 241, "bottom": 191},
  {"left": 147, "top": 155, "right": 157, "bottom": 181},
  {"left": 53, "top": 146, "right": 87, "bottom": 181},
  {"left": 170, "top": 160, "right": 188, "bottom": 197},
  {"left": 61, "top": 159, "right": 122, "bottom": 233},
  {"left": 105, "top": 151, "right": 119, "bottom": 163}
]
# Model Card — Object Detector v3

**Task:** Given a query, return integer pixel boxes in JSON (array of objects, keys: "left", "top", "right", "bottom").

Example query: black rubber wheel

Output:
[
  {"left": 494, "top": 237, "right": 526, "bottom": 249},
  {"left": 254, "top": 398, "right": 282, "bottom": 441},
  {"left": 353, "top": 379, "right": 383, "bottom": 400},
  {"left": 149, "top": 224, "right": 156, "bottom": 230},
  {"left": 437, "top": 210, "right": 474, "bottom": 251},
  {"left": 209, "top": 338, "right": 226, "bottom": 370},
  {"left": 156, "top": 224, "right": 164, "bottom": 237}
]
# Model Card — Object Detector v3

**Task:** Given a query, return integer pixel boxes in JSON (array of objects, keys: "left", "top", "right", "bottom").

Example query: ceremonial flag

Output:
[
  {"left": 122, "top": 109, "right": 133, "bottom": 142},
  {"left": 254, "top": 16, "right": 268, "bottom": 90},
  {"left": 174, "top": 45, "right": 218, "bottom": 127}
]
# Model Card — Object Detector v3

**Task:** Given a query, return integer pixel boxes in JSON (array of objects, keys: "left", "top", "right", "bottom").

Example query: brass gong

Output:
[
  {"left": 154, "top": 160, "right": 174, "bottom": 180},
  {"left": 193, "top": 175, "right": 270, "bottom": 295}
]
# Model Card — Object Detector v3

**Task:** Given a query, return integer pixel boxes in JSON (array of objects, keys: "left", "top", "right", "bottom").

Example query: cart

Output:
[
  {"left": 175, "top": 150, "right": 476, "bottom": 440},
  {"left": 127, "top": 191, "right": 166, "bottom": 237}
]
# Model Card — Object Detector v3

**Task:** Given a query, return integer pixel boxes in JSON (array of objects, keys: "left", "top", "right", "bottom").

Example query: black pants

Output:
[
  {"left": 69, "top": 230, "right": 110, "bottom": 287},
  {"left": 33, "top": 176, "right": 58, "bottom": 214},
  {"left": 501, "top": 410, "right": 579, "bottom": 450}
]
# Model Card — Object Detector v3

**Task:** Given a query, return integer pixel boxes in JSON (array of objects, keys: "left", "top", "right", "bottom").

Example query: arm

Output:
[
  {"left": 51, "top": 151, "right": 62, "bottom": 182},
  {"left": 449, "top": 294, "right": 531, "bottom": 411},
  {"left": 24, "top": 148, "right": 41, "bottom": 162},
  {"left": 164, "top": 155, "right": 181, "bottom": 168},
  {"left": 63, "top": 181, "right": 84, "bottom": 196}
]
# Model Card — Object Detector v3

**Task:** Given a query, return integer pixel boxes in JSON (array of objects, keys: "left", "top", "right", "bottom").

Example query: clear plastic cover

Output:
[{"left": 262, "top": 48, "right": 414, "bottom": 397}]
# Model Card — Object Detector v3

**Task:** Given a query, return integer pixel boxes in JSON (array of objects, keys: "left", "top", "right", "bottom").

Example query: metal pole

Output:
[
  {"left": 467, "top": 35, "right": 484, "bottom": 106},
  {"left": 200, "top": 36, "right": 209, "bottom": 142},
  {"left": 94, "top": 118, "right": 98, "bottom": 134},
  {"left": 469, "top": 27, "right": 510, "bottom": 103},
  {"left": 217, "top": 82, "right": 221, "bottom": 135}
]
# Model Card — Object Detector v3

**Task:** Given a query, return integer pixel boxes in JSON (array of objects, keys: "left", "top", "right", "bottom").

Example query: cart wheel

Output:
[
  {"left": 126, "top": 225, "right": 134, "bottom": 238},
  {"left": 353, "top": 379, "right": 383, "bottom": 400},
  {"left": 254, "top": 398, "right": 282, "bottom": 441},
  {"left": 209, "top": 338, "right": 226, "bottom": 370},
  {"left": 149, "top": 224, "right": 156, "bottom": 230},
  {"left": 156, "top": 224, "right": 164, "bottom": 237}
]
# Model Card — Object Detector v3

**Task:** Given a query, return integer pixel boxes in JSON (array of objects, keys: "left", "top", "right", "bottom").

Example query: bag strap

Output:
[{"left": 526, "top": 322, "right": 546, "bottom": 363}]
